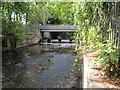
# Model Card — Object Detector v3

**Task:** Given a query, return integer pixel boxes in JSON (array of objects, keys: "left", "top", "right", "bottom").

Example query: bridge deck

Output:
[
  {"left": 41, "top": 29, "right": 76, "bottom": 32},
  {"left": 39, "top": 25, "right": 76, "bottom": 32},
  {"left": 39, "top": 25, "right": 76, "bottom": 30}
]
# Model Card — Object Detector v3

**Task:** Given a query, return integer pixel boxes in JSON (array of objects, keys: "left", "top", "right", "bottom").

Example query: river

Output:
[{"left": 2, "top": 43, "right": 82, "bottom": 88}]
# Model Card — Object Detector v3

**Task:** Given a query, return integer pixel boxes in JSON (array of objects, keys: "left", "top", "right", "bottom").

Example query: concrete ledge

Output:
[
  {"left": 83, "top": 50, "right": 105, "bottom": 88},
  {"left": 83, "top": 51, "right": 89, "bottom": 88},
  {"left": 16, "top": 43, "right": 38, "bottom": 49}
]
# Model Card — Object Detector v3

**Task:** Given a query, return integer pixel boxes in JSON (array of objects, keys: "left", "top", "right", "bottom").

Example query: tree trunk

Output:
[{"left": 26, "top": 13, "right": 28, "bottom": 24}]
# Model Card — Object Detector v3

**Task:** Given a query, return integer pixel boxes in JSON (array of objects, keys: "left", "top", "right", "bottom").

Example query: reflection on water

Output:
[{"left": 2, "top": 44, "right": 81, "bottom": 88}]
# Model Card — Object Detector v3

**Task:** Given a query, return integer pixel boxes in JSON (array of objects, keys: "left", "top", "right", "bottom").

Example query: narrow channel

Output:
[{"left": 2, "top": 43, "right": 81, "bottom": 88}]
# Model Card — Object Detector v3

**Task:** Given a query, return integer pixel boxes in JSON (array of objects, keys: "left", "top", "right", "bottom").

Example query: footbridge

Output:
[{"left": 38, "top": 25, "right": 76, "bottom": 43}]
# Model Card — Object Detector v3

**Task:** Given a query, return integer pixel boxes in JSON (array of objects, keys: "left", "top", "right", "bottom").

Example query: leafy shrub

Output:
[{"left": 94, "top": 43, "right": 119, "bottom": 77}]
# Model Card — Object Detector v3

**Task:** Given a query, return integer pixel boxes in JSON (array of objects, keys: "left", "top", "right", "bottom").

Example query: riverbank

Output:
[{"left": 83, "top": 49, "right": 120, "bottom": 88}]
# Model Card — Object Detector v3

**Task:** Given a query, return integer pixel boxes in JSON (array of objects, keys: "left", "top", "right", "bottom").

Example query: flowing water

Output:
[{"left": 2, "top": 43, "right": 82, "bottom": 88}]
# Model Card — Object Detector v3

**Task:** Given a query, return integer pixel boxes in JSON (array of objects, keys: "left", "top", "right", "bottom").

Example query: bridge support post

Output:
[{"left": 43, "top": 31, "right": 51, "bottom": 43}]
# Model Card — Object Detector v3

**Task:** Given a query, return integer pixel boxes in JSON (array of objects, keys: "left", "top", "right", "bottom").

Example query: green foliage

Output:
[
  {"left": 45, "top": 2, "right": 75, "bottom": 24},
  {"left": 87, "top": 27, "right": 100, "bottom": 44},
  {"left": 28, "top": 2, "right": 50, "bottom": 24},
  {"left": 74, "top": 2, "right": 120, "bottom": 77},
  {"left": 94, "top": 44, "right": 119, "bottom": 77},
  {"left": 57, "top": 36, "right": 62, "bottom": 40},
  {"left": 2, "top": 2, "right": 33, "bottom": 48},
  {"left": 60, "top": 32, "right": 74, "bottom": 39},
  {"left": 75, "top": 52, "right": 83, "bottom": 60},
  {"left": 74, "top": 2, "right": 102, "bottom": 46}
]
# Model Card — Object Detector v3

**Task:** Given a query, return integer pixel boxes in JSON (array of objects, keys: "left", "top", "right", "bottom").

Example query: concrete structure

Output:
[
  {"left": 83, "top": 50, "right": 105, "bottom": 88},
  {"left": 28, "top": 24, "right": 76, "bottom": 40},
  {"left": 43, "top": 31, "right": 51, "bottom": 39},
  {"left": 39, "top": 25, "right": 76, "bottom": 41},
  {"left": 18, "top": 25, "right": 76, "bottom": 47},
  {"left": 16, "top": 25, "right": 76, "bottom": 49},
  {"left": 39, "top": 25, "right": 76, "bottom": 32}
]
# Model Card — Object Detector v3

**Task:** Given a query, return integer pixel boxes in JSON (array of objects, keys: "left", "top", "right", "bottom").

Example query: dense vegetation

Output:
[
  {"left": 2, "top": 2, "right": 120, "bottom": 77},
  {"left": 74, "top": 2, "right": 120, "bottom": 77}
]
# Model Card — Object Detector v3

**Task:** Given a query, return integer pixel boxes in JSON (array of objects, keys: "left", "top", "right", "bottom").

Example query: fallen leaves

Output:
[{"left": 84, "top": 49, "right": 120, "bottom": 88}]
